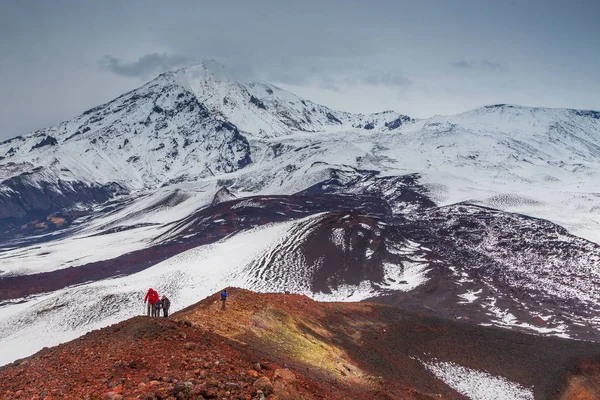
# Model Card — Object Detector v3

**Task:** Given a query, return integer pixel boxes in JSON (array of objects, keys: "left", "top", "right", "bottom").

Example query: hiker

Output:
[
  {"left": 161, "top": 295, "right": 171, "bottom": 318},
  {"left": 221, "top": 289, "right": 228, "bottom": 310},
  {"left": 144, "top": 288, "right": 159, "bottom": 317},
  {"left": 155, "top": 297, "right": 162, "bottom": 318}
]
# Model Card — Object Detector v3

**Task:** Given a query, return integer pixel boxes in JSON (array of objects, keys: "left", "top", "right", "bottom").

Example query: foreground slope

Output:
[
  {"left": 1, "top": 289, "right": 599, "bottom": 399},
  {"left": 177, "top": 290, "right": 600, "bottom": 399},
  {"left": 2, "top": 187, "right": 600, "bottom": 366}
]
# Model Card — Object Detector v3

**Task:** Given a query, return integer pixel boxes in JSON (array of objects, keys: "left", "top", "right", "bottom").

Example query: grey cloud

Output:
[
  {"left": 101, "top": 53, "right": 194, "bottom": 78},
  {"left": 481, "top": 59, "right": 507, "bottom": 70},
  {"left": 362, "top": 72, "right": 412, "bottom": 87},
  {"left": 341, "top": 70, "right": 412, "bottom": 89},
  {"left": 453, "top": 60, "right": 472, "bottom": 69},
  {"left": 313, "top": 70, "right": 412, "bottom": 93},
  {"left": 452, "top": 59, "right": 508, "bottom": 71},
  {"left": 1, "top": 0, "right": 600, "bottom": 140},
  {"left": 258, "top": 63, "right": 410, "bottom": 89},
  {"left": 263, "top": 67, "right": 312, "bottom": 86},
  {"left": 263, "top": 64, "right": 414, "bottom": 96},
  {"left": 319, "top": 76, "right": 341, "bottom": 92}
]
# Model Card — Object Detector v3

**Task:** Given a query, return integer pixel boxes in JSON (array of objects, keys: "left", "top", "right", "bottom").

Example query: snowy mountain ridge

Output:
[
  {"left": 2, "top": 64, "right": 600, "bottom": 190},
  {"left": 1, "top": 63, "right": 600, "bottom": 242},
  {"left": 2, "top": 63, "right": 600, "bottom": 367},
  {"left": 0, "top": 63, "right": 410, "bottom": 190}
]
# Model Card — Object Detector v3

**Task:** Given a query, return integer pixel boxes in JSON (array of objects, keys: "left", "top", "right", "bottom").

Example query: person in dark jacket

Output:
[
  {"left": 221, "top": 289, "right": 228, "bottom": 310},
  {"left": 161, "top": 295, "right": 171, "bottom": 318},
  {"left": 154, "top": 298, "right": 162, "bottom": 317}
]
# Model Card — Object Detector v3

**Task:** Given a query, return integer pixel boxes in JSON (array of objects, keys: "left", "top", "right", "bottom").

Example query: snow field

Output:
[
  {"left": 418, "top": 359, "right": 534, "bottom": 400},
  {"left": 0, "top": 188, "right": 215, "bottom": 276},
  {"left": 0, "top": 214, "right": 427, "bottom": 366}
]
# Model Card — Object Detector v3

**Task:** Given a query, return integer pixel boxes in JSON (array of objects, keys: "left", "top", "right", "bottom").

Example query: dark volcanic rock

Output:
[
  {"left": 0, "top": 172, "right": 125, "bottom": 234},
  {"left": 384, "top": 115, "right": 412, "bottom": 130},
  {"left": 211, "top": 187, "right": 237, "bottom": 206},
  {"left": 155, "top": 192, "right": 391, "bottom": 246},
  {"left": 30, "top": 136, "right": 58, "bottom": 151},
  {"left": 243, "top": 211, "right": 430, "bottom": 295},
  {"left": 250, "top": 95, "right": 267, "bottom": 110},
  {"left": 326, "top": 112, "right": 342, "bottom": 124},
  {"left": 299, "top": 171, "right": 436, "bottom": 213},
  {"left": 374, "top": 202, "right": 600, "bottom": 340}
]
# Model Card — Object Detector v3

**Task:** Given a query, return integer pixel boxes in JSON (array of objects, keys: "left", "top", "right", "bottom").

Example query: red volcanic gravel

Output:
[
  {"left": 2, "top": 289, "right": 600, "bottom": 399},
  {"left": 0, "top": 314, "right": 430, "bottom": 400}
]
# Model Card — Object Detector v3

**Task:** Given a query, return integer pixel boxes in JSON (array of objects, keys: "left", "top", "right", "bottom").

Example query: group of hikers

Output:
[
  {"left": 143, "top": 288, "right": 171, "bottom": 318},
  {"left": 143, "top": 288, "right": 229, "bottom": 316}
]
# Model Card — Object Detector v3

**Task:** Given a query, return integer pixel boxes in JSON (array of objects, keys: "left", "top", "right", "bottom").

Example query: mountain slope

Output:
[
  {"left": 1, "top": 289, "right": 599, "bottom": 399},
  {"left": 0, "top": 63, "right": 411, "bottom": 231},
  {"left": 1, "top": 65, "right": 600, "bottom": 370},
  {"left": 3, "top": 194, "right": 600, "bottom": 367},
  {"left": 1, "top": 67, "right": 600, "bottom": 244},
  {"left": 0, "top": 63, "right": 411, "bottom": 187},
  {"left": 0, "top": 71, "right": 252, "bottom": 188},
  {"left": 0, "top": 315, "right": 382, "bottom": 400},
  {"left": 179, "top": 62, "right": 412, "bottom": 138}
]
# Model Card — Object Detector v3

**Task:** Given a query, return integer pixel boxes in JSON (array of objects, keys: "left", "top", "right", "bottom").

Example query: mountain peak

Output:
[
  {"left": 445, "top": 103, "right": 600, "bottom": 134},
  {"left": 173, "top": 60, "right": 239, "bottom": 88},
  {"left": 0, "top": 60, "right": 412, "bottom": 209},
  {"left": 471, "top": 103, "right": 600, "bottom": 117}
]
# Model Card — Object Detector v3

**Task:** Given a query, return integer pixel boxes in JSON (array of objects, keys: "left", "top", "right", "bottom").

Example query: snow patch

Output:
[
  {"left": 419, "top": 359, "right": 534, "bottom": 400},
  {"left": 381, "top": 262, "right": 429, "bottom": 291},
  {"left": 459, "top": 289, "right": 482, "bottom": 303}
]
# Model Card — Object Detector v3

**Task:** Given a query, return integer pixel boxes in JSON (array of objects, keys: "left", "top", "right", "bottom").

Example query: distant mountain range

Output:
[{"left": 1, "top": 62, "right": 600, "bottom": 367}]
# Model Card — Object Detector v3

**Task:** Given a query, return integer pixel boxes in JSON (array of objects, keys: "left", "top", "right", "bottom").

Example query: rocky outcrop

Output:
[
  {"left": 210, "top": 187, "right": 237, "bottom": 206},
  {"left": 272, "top": 369, "right": 301, "bottom": 400},
  {"left": 557, "top": 359, "right": 600, "bottom": 399},
  {"left": 0, "top": 174, "right": 123, "bottom": 220},
  {"left": 0, "top": 171, "right": 125, "bottom": 235},
  {"left": 30, "top": 135, "right": 57, "bottom": 151}
]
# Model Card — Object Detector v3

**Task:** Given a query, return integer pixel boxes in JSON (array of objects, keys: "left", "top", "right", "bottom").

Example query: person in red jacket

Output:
[{"left": 144, "top": 288, "right": 159, "bottom": 317}]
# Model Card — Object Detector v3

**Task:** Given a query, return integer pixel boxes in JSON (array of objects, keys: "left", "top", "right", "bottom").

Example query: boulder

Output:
[
  {"left": 172, "top": 381, "right": 194, "bottom": 398},
  {"left": 252, "top": 376, "right": 273, "bottom": 396},
  {"left": 272, "top": 369, "right": 301, "bottom": 400}
]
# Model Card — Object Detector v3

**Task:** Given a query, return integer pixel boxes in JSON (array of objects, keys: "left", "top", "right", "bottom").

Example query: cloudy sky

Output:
[{"left": 1, "top": 0, "right": 599, "bottom": 140}]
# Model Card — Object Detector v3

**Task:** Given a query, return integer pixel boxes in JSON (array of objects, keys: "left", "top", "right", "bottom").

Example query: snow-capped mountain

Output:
[
  {"left": 0, "top": 62, "right": 409, "bottom": 188},
  {"left": 1, "top": 72, "right": 599, "bottom": 242},
  {"left": 0, "top": 62, "right": 410, "bottom": 227},
  {"left": 1, "top": 63, "right": 600, "bottom": 366},
  {"left": 177, "top": 62, "right": 411, "bottom": 137}
]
